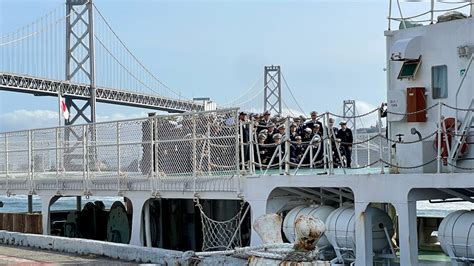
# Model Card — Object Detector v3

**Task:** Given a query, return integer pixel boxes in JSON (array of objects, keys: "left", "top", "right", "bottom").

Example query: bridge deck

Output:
[{"left": 0, "top": 73, "right": 203, "bottom": 113}]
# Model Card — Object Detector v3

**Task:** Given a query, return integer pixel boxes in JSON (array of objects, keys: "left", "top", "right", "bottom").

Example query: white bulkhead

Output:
[{"left": 386, "top": 16, "right": 474, "bottom": 172}]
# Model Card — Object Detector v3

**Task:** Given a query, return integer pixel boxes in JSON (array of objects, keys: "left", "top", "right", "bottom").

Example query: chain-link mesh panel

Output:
[
  {"left": 155, "top": 109, "right": 239, "bottom": 192},
  {"left": 5, "top": 131, "right": 29, "bottom": 179},
  {"left": 87, "top": 122, "right": 118, "bottom": 183},
  {"left": 62, "top": 125, "right": 86, "bottom": 177},
  {"left": 32, "top": 128, "right": 58, "bottom": 180}
]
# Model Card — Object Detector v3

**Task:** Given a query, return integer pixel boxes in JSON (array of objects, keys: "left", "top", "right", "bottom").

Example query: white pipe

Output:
[
  {"left": 430, "top": 0, "right": 434, "bottom": 24},
  {"left": 471, "top": 0, "right": 473, "bottom": 17},
  {"left": 455, "top": 55, "right": 474, "bottom": 135},
  {"left": 388, "top": 0, "right": 393, "bottom": 30},
  {"left": 396, "top": 0, "right": 407, "bottom": 29}
]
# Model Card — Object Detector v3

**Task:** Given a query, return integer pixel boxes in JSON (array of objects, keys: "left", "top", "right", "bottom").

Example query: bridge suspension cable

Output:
[
  {"left": 281, "top": 72, "right": 306, "bottom": 115},
  {"left": 221, "top": 75, "right": 263, "bottom": 107},
  {"left": 92, "top": 4, "right": 185, "bottom": 100},
  {"left": 0, "top": 1, "right": 192, "bottom": 104}
]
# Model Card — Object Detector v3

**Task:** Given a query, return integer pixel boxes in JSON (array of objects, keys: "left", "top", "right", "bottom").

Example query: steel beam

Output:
[{"left": 0, "top": 73, "right": 203, "bottom": 112}]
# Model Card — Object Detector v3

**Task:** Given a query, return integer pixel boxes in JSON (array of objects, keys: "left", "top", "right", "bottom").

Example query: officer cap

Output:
[{"left": 273, "top": 133, "right": 282, "bottom": 139}]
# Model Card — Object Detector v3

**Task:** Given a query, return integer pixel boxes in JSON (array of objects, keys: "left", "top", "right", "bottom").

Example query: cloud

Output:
[
  {"left": 0, "top": 110, "right": 58, "bottom": 132},
  {"left": 0, "top": 110, "right": 150, "bottom": 132}
]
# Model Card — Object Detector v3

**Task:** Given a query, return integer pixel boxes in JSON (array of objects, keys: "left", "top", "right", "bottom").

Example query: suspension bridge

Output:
[
  {"left": 0, "top": 0, "right": 316, "bottom": 127},
  {"left": 0, "top": 0, "right": 205, "bottom": 125}
]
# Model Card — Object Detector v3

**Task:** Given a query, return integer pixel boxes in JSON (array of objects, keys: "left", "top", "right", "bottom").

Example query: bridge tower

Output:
[
  {"left": 263, "top": 65, "right": 282, "bottom": 116},
  {"left": 65, "top": 0, "right": 96, "bottom": 124},
  {"left": 343, "top": 100, "right": 356, "bottom": 132},
  {"left": 343, "top": 100, "right": 357, "bottom": 166}
]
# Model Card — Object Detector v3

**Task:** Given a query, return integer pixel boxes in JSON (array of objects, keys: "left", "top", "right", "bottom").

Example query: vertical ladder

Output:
[{"left": 449, "top": 100, "right": 474, "bottom": 166}]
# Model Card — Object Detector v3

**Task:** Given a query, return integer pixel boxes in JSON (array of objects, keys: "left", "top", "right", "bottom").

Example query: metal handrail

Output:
[
  {"left": 388, "top": 0, "right": 474, "bottom": 29},
  {"left": 455, "top": 54, "right": 474, "bottom": 135}
]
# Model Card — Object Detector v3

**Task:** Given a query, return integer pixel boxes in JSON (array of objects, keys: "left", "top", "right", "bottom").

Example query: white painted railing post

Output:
[
  {"left": 388, "top": 0, "right": 393, "bottom": 30},
  {"left": 248, "top": 121, "right": 255, "bottom": 175},
  {"left": 206, "top": 117, "right": 211, "bottom": 175},
  {"left": 367, "top": 133, "right": 370, "bottom": 168},
  {"left": 55, "top": 128, "right": 59, "bottom": 177},
  {"left": 116, "top": 121, "right": 121, "bottom": 192},
  {"left": 325, "top": 113, "right": 333, "bottom": 175},
  {"left": 4, "top": 134, "right": 8, "bottom": 189},
  {"left": 471, "top": 0, "right": 473, "bottom": 17},
  {"left": 239, "top": 122, "right": 245, "bottom": 171},
  {"left": 378, "top": 109, "right": 385, "bottom": 174},
  {"left": 150, "top": 117, "right": 155, "bottom": 193},
  {"left": 28, "top": 130, "right": 33, "bottom": 192},
  {"left": 234, "top": 111, "right": 241, "bottom": 192},
  {"left": 82, "top": 125, "right": 88, "bottom": 193},
  {"left": 285, "top": 116, "right": 291, "bottom": 175},
  {"left": 192, "top": 114, "right": 197, "bottom": 193},
  {"left": 430, "top": 0, "right": 435, "bottom": 24},
  {"left": 437, "top": 101, "right": 442, "bottom": 173}
]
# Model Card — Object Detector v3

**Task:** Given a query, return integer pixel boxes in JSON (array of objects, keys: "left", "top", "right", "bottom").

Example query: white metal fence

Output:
[
  {"left": 0, "top": 108, "right": 240, "bottom": 193},
  {"left": 1, "top": 101, "right": 472, "bottom": 193}
]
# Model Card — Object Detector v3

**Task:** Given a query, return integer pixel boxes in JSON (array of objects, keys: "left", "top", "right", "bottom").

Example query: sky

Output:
[{"left": 0, "top": 0, "right": 458, "bottom": 131}]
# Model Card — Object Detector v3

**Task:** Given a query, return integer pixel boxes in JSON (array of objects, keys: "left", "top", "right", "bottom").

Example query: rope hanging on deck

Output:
[{"left": 195, "top": 198, "right": 249, "bottom": 251}]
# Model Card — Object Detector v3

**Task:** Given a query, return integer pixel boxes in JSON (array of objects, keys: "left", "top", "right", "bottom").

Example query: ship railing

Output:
[
  {"left": 239, "top": 101, "right": 474, "bottom": 175},
  {"left": 387, "top": 0, "right": 473, "bottom": 30},
  {"left": 0, "top": 108, "right": 241, "bottom": 194}
]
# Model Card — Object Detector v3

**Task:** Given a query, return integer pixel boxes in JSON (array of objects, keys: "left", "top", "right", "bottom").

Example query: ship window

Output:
[
  {"left": 398, "top": 58, "right": 421, "bottom": 80},
  {"left": 432, "top": 65, "right": 448, "bottom": 99}
]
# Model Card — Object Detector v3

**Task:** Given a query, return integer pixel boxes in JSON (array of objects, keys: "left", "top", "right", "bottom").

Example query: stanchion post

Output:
[
  {"left": 239, "top": 122, "right": 245, "bottom": 171},
  {"left": 325, "top": 113, "right": 334, "bottom": 175},
  {"left": 82, "top": 125, "right": 87, "bottom": 192},
  {"left": 192, "top": 114, "right": 197, "bottom": 193},
  {"left": 285, "top": 116, "right": 291, "bottom": 175},
  {"left": 430, "top": 0, "right": 434, "bottom": 24},
  {"left": 437, "top": 101, "right": 442, "bottom": 173},
  {"left": 388, "top": 0, "right": 393, "bottom": 30},
  {"left": 378, "top": 108, "right": 385, "bottom": 174},
  {"left": 248, "top": 121, "right": 255, "bottom": 174},
  {"left": 367, "top": 133, "right": 370, "bottom": 168},
  {"left": 117, "top": 121, "right": 121, "bottom": 179},
  {"left": 471, "top": 0, "right": 473, "bottom": 17},
  {"left": 28, "top": 130, "right": 32, "bottom": 188}
]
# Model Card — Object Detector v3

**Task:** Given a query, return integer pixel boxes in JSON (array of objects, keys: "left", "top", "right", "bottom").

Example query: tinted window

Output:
[{"left": 432, "top": 65, "right": 448, "bottom": 99}]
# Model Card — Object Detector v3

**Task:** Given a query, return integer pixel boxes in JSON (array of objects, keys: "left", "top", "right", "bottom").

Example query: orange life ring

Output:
[{"left": 434, "top": 117, "right": 468, "bottom": 165}]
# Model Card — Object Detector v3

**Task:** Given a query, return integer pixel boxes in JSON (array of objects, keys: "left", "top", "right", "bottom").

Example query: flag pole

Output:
[{"left": 58, "top": 89, "right": 62, "bottom": 127}]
